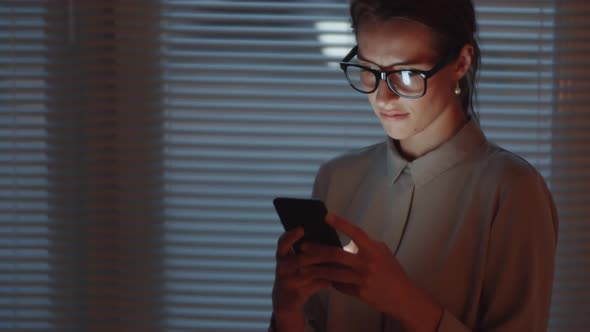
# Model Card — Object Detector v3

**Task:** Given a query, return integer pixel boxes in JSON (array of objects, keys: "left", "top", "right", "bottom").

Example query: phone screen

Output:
[{"left": 273, "top": 197, "right": 342, "bottom": 253}]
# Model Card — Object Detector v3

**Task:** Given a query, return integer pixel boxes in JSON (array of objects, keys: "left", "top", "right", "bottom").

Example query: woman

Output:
[{"left": 271, "top": 0, "right": 558, "bottom": 331}]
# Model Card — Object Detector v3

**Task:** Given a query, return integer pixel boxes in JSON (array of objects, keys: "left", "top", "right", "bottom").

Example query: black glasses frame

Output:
[{"left": 339, "top": 45, "right": 461, "bottom": 98}]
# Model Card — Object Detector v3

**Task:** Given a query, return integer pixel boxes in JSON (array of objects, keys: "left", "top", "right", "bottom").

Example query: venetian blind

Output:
[
  {"left": 0, "top": 1, "right": 78, "bottom": 330},
  {"left": 550, "top": 0, "right": 590, "bottom": 329},
  {"left": 3, "top": 1, "right": 166, "bottom": 331}
]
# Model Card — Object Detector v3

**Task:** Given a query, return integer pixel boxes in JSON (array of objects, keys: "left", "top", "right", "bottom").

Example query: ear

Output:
[{"left": 453, "top": 44, "right": 474, "bottom": 81}]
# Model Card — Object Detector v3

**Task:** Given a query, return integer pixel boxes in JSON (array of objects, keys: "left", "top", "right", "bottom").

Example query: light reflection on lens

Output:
[{"left": 401, "top": 71, "right": 412, "bottom": 86}]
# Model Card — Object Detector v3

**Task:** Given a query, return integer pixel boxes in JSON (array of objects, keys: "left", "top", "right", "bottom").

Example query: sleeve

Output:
[
  {"left": 311, "top": 162, "right": 330, "bottom": 201},
  {"left": 476, "top": 169, "right": 558, "bottom": 331},
  {"left": 436, "top": 309, "right": 472, "bottom": 332},
  {"left": 267, "top": 312, "right": 321, "bottom": 332},
  {"left": 435, "top": 169, "right": 558, "bottom": 332}
]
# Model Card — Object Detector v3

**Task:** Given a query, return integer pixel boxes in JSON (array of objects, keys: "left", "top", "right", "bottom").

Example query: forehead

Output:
[{"left": 356, "top": 18, "right": 439, "bottom": 65}]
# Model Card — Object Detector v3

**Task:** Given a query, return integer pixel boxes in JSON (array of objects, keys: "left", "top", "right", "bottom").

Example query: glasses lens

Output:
[
  {"left": 387, "top": 70, "right": 425, "bottom": 97},
  {"left": 344, "top": 65, "right": 376, "bottom": 93}
]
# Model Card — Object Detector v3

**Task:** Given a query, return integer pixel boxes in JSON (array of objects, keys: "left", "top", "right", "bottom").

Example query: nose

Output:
[{"left": 374, "top": 76, "right": 400, "bottom": 110}]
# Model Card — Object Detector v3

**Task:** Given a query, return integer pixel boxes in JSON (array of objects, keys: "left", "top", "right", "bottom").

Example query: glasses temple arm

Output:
[
  {"left": 423, "top": 46, "right": 463, "bottom": 78},
  {"left": 341, "top": 45, "right": 359, "bottom": 63}
]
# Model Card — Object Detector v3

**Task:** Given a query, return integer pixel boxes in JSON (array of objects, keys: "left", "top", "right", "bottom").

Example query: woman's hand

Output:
[
  {"left": 299, "top": 212, "right": 443, "bottom": 331},
  {"left": 271, "top": 227, "right": 335, "bottom": 331}
]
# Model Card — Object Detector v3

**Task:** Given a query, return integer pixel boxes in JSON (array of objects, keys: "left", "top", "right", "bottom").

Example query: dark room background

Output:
[{"left": 1, "top": 0, "right": 589, "bottom": 331}]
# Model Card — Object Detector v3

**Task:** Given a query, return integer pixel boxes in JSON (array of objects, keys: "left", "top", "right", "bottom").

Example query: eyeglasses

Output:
[{"left": 339, "top": 45, "right": 460, "bottom": 98}]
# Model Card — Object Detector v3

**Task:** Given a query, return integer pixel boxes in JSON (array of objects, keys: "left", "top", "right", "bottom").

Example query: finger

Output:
[
  {"left": 301, "top": 279, "right": 332, "bottom": 298},
  {"left": 274, "top": 277, "right": 331, "bottom": 310},
  {"left": 298, "top": 243, "right": 365, "bottom": 270},
  {"left": 275, "top": 254, "right": 299, "bottom": 277},
  {"left": 299, "top": 264, "right": 366, "bottom": 286},
  {"left": 276, "top": 227, "right": 304, "bottom": 257},
  {"left": 277, "top": 269, "right": 331, "bottom": 291},
  {"left": 277, "top": 244, "right": 362, "bottom": 279},
  {"left": 332, "top": 282, "right": 360, "bottom": 297},
  {"left": 277, "top": 251, "right": 347, "bottom": 280},
  {"left": 325, "top": 212, "right": 373, "bottom": 251}
]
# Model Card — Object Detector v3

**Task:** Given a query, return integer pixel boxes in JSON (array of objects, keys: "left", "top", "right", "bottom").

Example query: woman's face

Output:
[{"left": 356, "top": 18, "right": 464, "bottom": 142}]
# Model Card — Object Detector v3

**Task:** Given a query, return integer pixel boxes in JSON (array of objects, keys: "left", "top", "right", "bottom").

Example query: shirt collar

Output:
[
  {"left": 386, "top": 118, "right": 486, "bottom": 187},
  {"left": 386, "top": 136, "right": 410, "bottom": 184}
]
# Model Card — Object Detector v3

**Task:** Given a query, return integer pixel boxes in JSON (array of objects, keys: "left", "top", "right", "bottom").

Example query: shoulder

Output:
[
  {"left": 319, "top": 141, "right": 387, "bottom": 175},
  {"left": 480, "top": 142, "right": 546, "bottom": 191},
  {"left": 478, "top": 142, "right": 557, "bottom": 235},
  {"left": 312, "top": 141, "right": 387, "bottom": 202}
]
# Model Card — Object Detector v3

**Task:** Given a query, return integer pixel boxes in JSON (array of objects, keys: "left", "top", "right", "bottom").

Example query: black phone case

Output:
[{"left": 273, "top": 197, "right": 342, "bottom": 253}]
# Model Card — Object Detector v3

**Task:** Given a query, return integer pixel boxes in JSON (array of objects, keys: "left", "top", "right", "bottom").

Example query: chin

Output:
[{"left": 381, "top": 122, "right": 415, "bottom": 141}]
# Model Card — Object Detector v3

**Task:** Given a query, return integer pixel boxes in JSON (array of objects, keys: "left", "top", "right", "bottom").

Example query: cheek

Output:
[
  {"left": 367, "top": 94, "right": 378, "bottom": 112},
  {"left": 417, "top": 78, "right": 454, "bottom": 113},
  {"left": 401, "top": 98, "right": 442, "bottom": 135},
  {"left": 426, "top": 71, "right": 455, "bottom": 99},
  {"left": 408, "top": 102, "right": 430, "bottom": 131}
]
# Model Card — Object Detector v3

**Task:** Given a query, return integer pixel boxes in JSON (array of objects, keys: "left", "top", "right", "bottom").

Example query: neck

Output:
[{"left": 398, "top": 107, "right": 468, "bottom": 161}]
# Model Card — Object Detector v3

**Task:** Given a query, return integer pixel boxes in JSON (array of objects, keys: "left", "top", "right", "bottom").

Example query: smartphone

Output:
[{"left": 273, "top": 197, "right": 342, "bottom": 254}]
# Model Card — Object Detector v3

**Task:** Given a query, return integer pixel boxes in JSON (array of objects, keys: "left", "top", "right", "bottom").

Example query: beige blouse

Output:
[{"left": 304, "top": 119, "right": 559, "bottom": 331}]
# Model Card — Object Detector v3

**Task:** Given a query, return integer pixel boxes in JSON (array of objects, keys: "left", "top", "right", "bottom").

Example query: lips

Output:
[{"left": 380, "top": 111, "right": 409, "bottom": 119}]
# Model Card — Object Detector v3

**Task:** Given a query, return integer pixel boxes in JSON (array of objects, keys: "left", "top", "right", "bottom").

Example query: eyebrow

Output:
[{"left": 357, "top": 51, "right": 417, "bottom": 68}]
